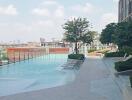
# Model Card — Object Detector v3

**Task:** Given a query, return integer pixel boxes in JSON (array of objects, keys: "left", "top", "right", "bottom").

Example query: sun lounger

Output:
[
  {"left": 123, "top": 55, "right": 132, "bottom": 61},
  {"left": 115, "top": 69, "right": 132, "bottom": 76},
  {"left": 61, "top": 59, "right": 83, "bottom": 69}
]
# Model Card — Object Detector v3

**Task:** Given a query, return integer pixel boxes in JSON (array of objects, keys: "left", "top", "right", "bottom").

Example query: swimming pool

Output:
[{"left": 0, "top": 54, "right": 76, "bottom": 96}]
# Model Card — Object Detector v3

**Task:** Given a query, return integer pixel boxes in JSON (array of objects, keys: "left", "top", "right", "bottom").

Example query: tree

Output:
[
  {"left": 81, "top": 31, "right": 95, "bottom": 44},
  {"left": 100, "top": 23, "right": 117, "bottom": 44},
  {"left": 100, "top": 21, "right": 132, "bottom": 53},
  {"left": 114, "top": 21, "right": 132, "bottom": 49},
  {"left": 63, "top": 18, "right": 93, "bottom": 54}
]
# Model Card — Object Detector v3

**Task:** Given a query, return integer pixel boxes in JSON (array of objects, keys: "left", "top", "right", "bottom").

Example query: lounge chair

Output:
[{"left": 123, "top": 54, "right": 132, "bottom": 61}]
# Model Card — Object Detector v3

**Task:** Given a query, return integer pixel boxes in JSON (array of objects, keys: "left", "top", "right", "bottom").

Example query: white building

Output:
[{"left": 87, "top": 34, "right": 109, "bottom": 50}]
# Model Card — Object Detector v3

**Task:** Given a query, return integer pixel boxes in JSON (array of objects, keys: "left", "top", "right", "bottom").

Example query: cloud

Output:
[
  {"left": 96, "top": 13, "right": 118, "bottom": 32},
  {"left": 42, "top": 0, "right": 58, "bottom": 6},
  {"left": 54, "top": 6, "right": 64, "bottom": 18},
  {"left": 0, "top": 15, "right": 66, "bottom": 42},
  {"left": 71, "top": 3, "right": 95, "bottom": 14},
  {"left": 32, "top": 1, "right": 64, "bottom": 18},
  {"left": 0, "top": 4, "right": 18, "bottom": 16},
  {"left": 32, "top": 20, "right": 55, "bottom": 28},
  {"left": 101, "top": 13, "right": 117, "bottom": 25},
  {"left": 113, "top": 0, "right": 119, "bottom": 3},
  {"left": 0, "top": 0, "right": 119, "bottom": 42},
  {"left": 32, "top": 8, "right": 50, "bottom": 16}
]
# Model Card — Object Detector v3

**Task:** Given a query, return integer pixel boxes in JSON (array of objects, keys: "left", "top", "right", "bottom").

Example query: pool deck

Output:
[{"left": 0, "top": 57, "right": 123, "bottom": 100}]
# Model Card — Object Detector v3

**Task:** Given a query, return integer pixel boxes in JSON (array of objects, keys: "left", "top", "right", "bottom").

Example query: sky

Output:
[{"left": 0, "top": 0, "right": 119, "bottom": 43}]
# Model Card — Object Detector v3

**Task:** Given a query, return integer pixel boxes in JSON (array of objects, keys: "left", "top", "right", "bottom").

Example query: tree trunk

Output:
[
  {"left": 75, "top": 42, "right": 78, "bottom": 54},
  {"left": 77, "top": 43, "right": 83, "bottom": 50}
]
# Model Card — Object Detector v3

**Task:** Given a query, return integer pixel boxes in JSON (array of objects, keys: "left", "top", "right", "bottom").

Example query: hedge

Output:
[
  {"left": 101, "top": 50, "right": 109, "bottom": 54},
  {"left": 115, "top": 58, "right": 132, "bottom": 72},
  {"left": 120, "top": 47, "right": 132, "bottom": 55},
  {"left": 0, "top": 53, "right": 8, "bottom": 60},
  {"left": 105, "top": 51, "right": 127, "bottom": 57},
  {"left": 88, "top": 49, "right": 96, "bottom": 53},
  {"left": 68, "top": 54, "right": 85, "bottom": 60}
]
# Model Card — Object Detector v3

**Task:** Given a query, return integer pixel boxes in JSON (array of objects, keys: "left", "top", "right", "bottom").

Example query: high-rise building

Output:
[{"left": 119, "top": 0, "right": 132, "bottom": 22}]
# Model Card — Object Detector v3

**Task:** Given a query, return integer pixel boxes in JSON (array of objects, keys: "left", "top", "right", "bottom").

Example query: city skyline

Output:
[{"left": 0, "top": 0, "right": 118, "bottom": 42}]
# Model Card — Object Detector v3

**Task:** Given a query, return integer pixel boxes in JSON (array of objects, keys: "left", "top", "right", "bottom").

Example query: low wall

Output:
[
  {"left": 5, "top": 47, "right": 69, "bottom": 63},
  {"left": 49, "top": 48, "right": 69, "bottom": 54},
  {"left": 7, "top": 48, "right": 46, "bottom": 63}
]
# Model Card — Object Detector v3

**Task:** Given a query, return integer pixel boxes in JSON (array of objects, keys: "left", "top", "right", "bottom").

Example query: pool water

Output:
[{"left": 0, "top": 54, "right": 76, "bottom": 96}]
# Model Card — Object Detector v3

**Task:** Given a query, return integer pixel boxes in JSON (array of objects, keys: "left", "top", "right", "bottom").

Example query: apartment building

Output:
[{"left": 119, "top": 0, "right": 132, "bottom": 22}]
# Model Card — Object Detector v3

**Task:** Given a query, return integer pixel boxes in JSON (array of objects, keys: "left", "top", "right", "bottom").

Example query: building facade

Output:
[
  {"left": 119, "top": 0, "right": 132, "bottom": 22},
  {"left": 87, "top": 34, "right": 109, "bottom": 50}
]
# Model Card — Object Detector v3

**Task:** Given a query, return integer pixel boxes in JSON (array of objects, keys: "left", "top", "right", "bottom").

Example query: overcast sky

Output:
[{"left": 0, "top": 0, "right": 119, "bottom": 43}]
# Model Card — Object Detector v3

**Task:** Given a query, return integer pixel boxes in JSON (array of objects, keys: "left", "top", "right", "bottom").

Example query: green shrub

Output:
[
  {"left": 68, "top": 54, "right": 85, "bottom": 60},
  {"left": 105, "top": 51, "right": 127, "bottom": 57},
  {"left": 130, "top": 77, "right": 132, "bottom": 88},
  {"left": 101, "top": 50, "right": 109, "bottom": 54},
  {"left": 120, "top": 47, "right": 132, "bottom": 55},
  {"left": 1, "top": 53, "right": 8, "bottom": 60},
  {"left": 88, "top": 49, "right": 96, "bottom": 53},
  {"left": 115, "top": 58, "right": 132, "bottom": 72},
  {"left": 2, "top": 56, "right": 8, "bottom": 60}
]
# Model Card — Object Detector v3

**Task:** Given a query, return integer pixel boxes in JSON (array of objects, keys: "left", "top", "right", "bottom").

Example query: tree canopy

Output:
[
  {"left": 100, "top": 21, "right": 132, "bottom": 50},
  {"left": 115, "top": 21, "right": 132, "bottom": 48},
  {"left": 100, "top": 23, "right": 116, "bottom": 44},
  {"left": 63, "top": 18, "right": 94, "bottom": 54}
]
